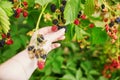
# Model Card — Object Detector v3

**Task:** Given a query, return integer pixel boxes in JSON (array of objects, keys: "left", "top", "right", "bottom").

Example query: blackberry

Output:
[
  {"left": 40, "top": 54, "right": 47, "bottom": 59},
  {"left": 101, "top": 4, "right": 105, "bottom": 9},
  {"left": 61, "top": 0, "right": 67, "bottom": 6},
  {"left": 109, "top": 21, "right": 114, "bottom": 27},
  {"left": 35, "top": 54, "right": 39, "bottom": 59},
  {"left": 115, "top": 17, "right": 120, "bottom": 24},
  {"left": 7, "top": 32, "right": 10, "bottom": 38},
  {"left": 60, "top": 6, "right": 65, "bottom": 13},
  {"left": 37, "top": 35, "right": 44, "bottom": 43},
  {"left": 28, "top": 46, "right": 34, "bottom": 51},
  {"left": 50, "top": 4, "right": 57, "bottom": 12},
  {"left": 52, "top": 19, "right": 58, "bottom": 25},
  {"left": 58, "top": 25, "right": 67, "bottom": 32},
  {"left": 0, "top": 39, "right": 5, "bottom": 47}
]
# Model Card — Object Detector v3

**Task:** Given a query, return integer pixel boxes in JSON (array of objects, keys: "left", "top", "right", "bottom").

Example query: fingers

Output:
[
  {"left": 36, "top": 26, "right": 52, "bottom": 35},
  {"left": 44, "top": 28, "right": 65, "bottom": 42},
  {"left": 51, "top": 43, "right": 61, "bottom": 50}
]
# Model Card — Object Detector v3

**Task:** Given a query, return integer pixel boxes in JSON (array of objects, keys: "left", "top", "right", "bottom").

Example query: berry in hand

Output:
[
  {"left": 51, "top": 25, "right": 58, "bottom": 32},
  {"left": 37, "top": 60, "right": 45, "bottom": 70}
]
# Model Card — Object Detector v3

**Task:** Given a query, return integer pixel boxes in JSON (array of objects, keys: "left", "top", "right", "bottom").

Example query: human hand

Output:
[
  {"left": 30, "top": 26, "right": 65, "bottom": 54},
  {"left": 28, "top": 26, "right": 65, "bottom": 69}
]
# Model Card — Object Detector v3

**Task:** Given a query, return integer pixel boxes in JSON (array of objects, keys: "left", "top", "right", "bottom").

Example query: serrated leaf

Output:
[
  {"left": 35, "top": 0, "right": 53, "bottom": 6},
  {"left": 61, "top": 74, "right": 76, "bottom": 80},
  {"left": 76, "top": 68, "right": 82, "bottom": 80},
  {"left": 84, "top": 0, "right": 95, "bottom": 16},
  {"left": 89, "top": 70, "right": 100, "bottom": 75},
  {"left": 91, "top": 27, "right": 108, "bottom": 44},
  {"left": 0, "top": 7, "right": 10, "bottom": 34},
  {"left": 64, "top": 0, "right": 80, "bottom": 25},
  {"left": 0, "top": 1, "right": 13, "bottom": 16}
]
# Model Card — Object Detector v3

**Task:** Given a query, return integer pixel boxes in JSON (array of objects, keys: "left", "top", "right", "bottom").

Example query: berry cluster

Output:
[
  {"left": 28, "top": 34, "right": 47, "bottom": 70},
  {"left": 50, "top": 0, "right": 67, "bottom": 32},
  {"left": 94, "top": 2, "right": 120, "bottom": 43},
  {"left": 74, "top": 11, "right": 87, "bottom": 26},
  {"left": 12, "top": 0, "right": 28, "bottom": 18},
  {"left": 105, "top": 17, "right": 120, "bottom": 43},
  {"left": 102, "top": 56, "right": 120, "bottom": 78},
  {"left": 0, "top": 33, "right": 13, "bottom": 48}
]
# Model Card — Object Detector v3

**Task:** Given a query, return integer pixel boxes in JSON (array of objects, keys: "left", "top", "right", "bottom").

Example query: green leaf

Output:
[
  {"left": 89, "top": 70, "right": 100, "bottom": 75},
  {"left": 0, "top": 7, "right": 10, "bottom": 34},
  {"left": 75, "top": 26, "right": 89, "bottom": 40},
  {"left": 84, "top": 0, "right": 95, "bottom": 16},
  {"left": 35, "top": 0, "right": 53, "bottom": 6},
  {"left": 76, "top": 68, "right": 82, "bottom": 80},
  {"left": 0, "top": 1, "right": 13, "bottom": 16},
  {"left": 91, "top": 27, "right": 108, "bottom": 44},
  {"left": 64, "top": 0, "right": 80, "bottom": 25},
  {"left": 98, "top": 76, "right": 108, "bottom": 80},
  {"left": 80, "top": 61, "right": 92, "bottom": 75},
  {"left": 61, "top": 74, "right": 76, "bottom": 80}
]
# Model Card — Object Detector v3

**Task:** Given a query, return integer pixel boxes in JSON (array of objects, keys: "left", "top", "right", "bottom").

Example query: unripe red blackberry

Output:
[
  {"left": 37, "top": 60, "right": 45, "bottom": 70},
  {"left": 74, "top": 19, "right": 80, "bottom": 25}
]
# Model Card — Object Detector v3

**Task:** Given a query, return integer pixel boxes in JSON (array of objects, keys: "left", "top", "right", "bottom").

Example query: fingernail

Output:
[{"left": 57, "top": 44, "right": 61, "bottom": 47}]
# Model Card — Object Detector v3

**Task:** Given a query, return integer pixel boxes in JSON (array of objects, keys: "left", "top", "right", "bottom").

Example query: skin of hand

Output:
[{"left": 0, "top": 26, "right": 65, "bottom": 80}]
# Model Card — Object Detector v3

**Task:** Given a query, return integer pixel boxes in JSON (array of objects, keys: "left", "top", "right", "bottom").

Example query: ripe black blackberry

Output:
[
  {"left": 109, "top": 21, "right": 114, "bottom": 27},
  {"left": 40, "top": 54, "right": 47, "bottom": 59},
  {"left": 60, "top": 6, "right": 65, "bottom": 13},
  {"left": 61, "top": 0, "right": 67, "bottom": 6},
  {"left": 77, "top": 11, "right": 82, "bottom": 18},
  {"left": 115, "top": 17, "right": 120, "bottom": 24},
  {"left": 0, "top": 39, "right": 5, "bottom": 47},
  {"left": 101, "top": 4, "right": 105, "bottom": 9},
  {"left": 50, "top": 4, "right": 57, "bottom": 12},
  {"left": 28, "top": 46, "right": 34, "bottom": 51},
  {"left": 52, "top": 19, "right": 58, "bottom": 25},
  {"left": 57, "top": 25, "right": 67, "bottom": 32}
]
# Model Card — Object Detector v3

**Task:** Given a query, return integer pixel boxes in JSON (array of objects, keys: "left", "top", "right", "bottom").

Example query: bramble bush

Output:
[{"left": 0, "top": 0, "right": 120, "bottom": 80}]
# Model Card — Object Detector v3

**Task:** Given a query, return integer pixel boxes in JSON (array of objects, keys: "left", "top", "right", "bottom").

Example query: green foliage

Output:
[
  {"left": 0, "top": 0, "right": 120, "bottom": 80},
  {"left": 84, "top": 0, "right": 95, "bottom": 16},
  {"left": 35, "top": 0, "right": 53, "bottom": 6},
  {"left": 64, "top": 0, "right": 80, "bottom": 25},
  {"left": 0, "top": 7, "right": 10, "bottom": 34}
]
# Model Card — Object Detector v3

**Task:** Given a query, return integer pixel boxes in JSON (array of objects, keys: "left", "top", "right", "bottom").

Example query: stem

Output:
[
  {"left": 35, "top": 3, "right": 48, "bottom": 31},
  {"left": 102, "top": 0, "right": 117, "bottom": 15}
]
